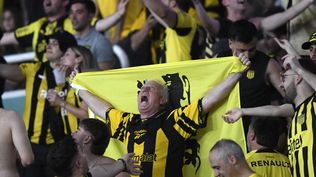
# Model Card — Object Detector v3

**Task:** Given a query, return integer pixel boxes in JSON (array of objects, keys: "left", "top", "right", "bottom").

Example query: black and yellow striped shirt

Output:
[
  {"left": 106, "top": 100, "right": 205, "bottom": 177},
  {"left": 15, "top": 16, "right": 74, "bottom": 62},
  {"left": 20, "top": 62, "right": 79, "bottom": 145},
  {"left": 288, "top": 93, "right": 316, "bottom": 177}
]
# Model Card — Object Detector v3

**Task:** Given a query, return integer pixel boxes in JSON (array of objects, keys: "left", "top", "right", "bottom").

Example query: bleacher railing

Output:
[{"left": 2, "top": 52, "right": 34, "bottom": 100}]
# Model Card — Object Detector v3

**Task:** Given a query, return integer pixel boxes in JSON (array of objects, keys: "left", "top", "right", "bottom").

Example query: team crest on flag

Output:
[{"left": 72, "top": 57, "right": 247, "bottom": 177}]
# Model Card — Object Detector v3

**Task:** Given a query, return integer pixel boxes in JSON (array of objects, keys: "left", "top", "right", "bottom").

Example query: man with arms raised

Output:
[
  {"left": 71, "top": 55, "right": 250, "bottom": 176},
  {"left": 0, "top": 109, "right": 34, "bottom": 177}
]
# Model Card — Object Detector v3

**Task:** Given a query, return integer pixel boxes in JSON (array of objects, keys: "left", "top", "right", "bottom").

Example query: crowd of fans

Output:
[{"left": 0, "top": 0, "right": 315, "bottom": 177}]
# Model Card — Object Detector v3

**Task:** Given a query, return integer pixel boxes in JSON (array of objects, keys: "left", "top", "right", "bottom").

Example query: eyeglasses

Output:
[{"left": 280, "top": 73, "right": 298, "bottom": 82}]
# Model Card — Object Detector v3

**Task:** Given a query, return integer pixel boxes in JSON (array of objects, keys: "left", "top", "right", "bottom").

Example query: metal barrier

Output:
[
  {"left": 3, "top": 51, "right": 34, "bottom": 63},
  {"left": 2, "top": 52, "right": 33, "bottom": 114}
]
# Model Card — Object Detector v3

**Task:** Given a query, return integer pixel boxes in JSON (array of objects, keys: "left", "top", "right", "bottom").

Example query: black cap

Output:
[
  {"left": 47, "top": 30, "right": 77, "bottom": 53},
  {"left": 302, "top": 32, "right": 316, "bottom": 50}
]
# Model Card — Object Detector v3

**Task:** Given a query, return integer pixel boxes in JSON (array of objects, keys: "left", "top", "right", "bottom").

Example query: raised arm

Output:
[
  {"left": 223, "top": 104, "right": 294, "bottom": 123},
  {"left": 259, "top": 0, "right": 314, "bottom": 31},
  {"left": 273, "top": 38, "right": 300, "bottom": 57},
  {"left": 78, "top": 90, "right": 113, "bottom": 119},
  {"left": 142, "top": 0, "right": 177, "bottom": 28},
  {"left": 0, "top": 64, "right": 25, "bottom": 82},
  {"left": 202, "top": 54, "right": 251, "bottom": 113},
  {"left": 283, "top": 54, "right": 316, "bottom": 91},
  {"left": 10, "top": 111, "right": 34, "bottom": 167},
  {"left": 95, "top": 0, "right": 128, "bottom": 32},
  {"left": 202, "top": 73, "right": 242, "bottom": 113},
  {"left": 131, "top": 15, "right": 157, "bottom": 51},
  {"left": 266, "top": 59, "right": 285, "bottom": 97},
  {"left": 191, "top": 0, "right": 220, "bottom": 36}
]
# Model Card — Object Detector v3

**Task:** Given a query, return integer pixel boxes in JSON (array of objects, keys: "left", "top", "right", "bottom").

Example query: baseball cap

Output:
[
  {"left": 46, "top": 30, "right": 77, "bottom": 53},
  {"left": 301, "top": 32, "right": 316, "bottom": 50}
]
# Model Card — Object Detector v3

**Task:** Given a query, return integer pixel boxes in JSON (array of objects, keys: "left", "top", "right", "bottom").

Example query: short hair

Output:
[
  {"left": 229, "top": 20, "right": 258, "bottom": 44},
  {"left": 176, "top": 0, "right": 193, "bottom": 12},
  {"left": 68, "top": 45, "right": 94, "bottom": 69},
  {"left": 210, "top": 139, "right": 245, "bottom": 162},
  {"left": 79, "top": 119, "right": 111, "bottom": 155},
  {"left": 70, "top": 0, "right": 96, "bottom": 14},
  {"left": 249, "top": 117, "right": 283, "bottom": 148},
  {"left": 298, "top": 58, "right": 316, "bottom": 75},
  {"left": 146, "top": 79, "right": 169, "bottom": 103},
  {"left": 47, "top": 136, "right": 78, "bottom": 177}
]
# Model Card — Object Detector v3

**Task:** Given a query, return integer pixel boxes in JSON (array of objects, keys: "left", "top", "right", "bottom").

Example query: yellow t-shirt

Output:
[
  {"left": 164, "top": 10, "right": 198, "bottom": 63},
  {"left": 246, "top": 149, "right": 291, "bottom": 177}
]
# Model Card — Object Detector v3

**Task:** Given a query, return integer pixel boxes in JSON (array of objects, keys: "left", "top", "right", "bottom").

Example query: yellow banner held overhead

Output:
[{"left": 72, "top": 57, "right": 246, "bottom": 177}]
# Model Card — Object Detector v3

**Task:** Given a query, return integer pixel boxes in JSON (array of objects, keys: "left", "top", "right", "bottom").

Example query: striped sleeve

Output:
[{"left": 169, "top": 99, "right": 205, "bottom": 139}]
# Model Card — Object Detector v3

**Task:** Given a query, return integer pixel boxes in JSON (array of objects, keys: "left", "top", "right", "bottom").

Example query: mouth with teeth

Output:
[{"left": 141, "top": 95, "right": 148, "bottom": 103}]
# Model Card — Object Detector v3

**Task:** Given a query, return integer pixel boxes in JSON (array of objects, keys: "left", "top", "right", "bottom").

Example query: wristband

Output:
[{"left": 117, "top": 158, "right": 127, "bottom": 172}]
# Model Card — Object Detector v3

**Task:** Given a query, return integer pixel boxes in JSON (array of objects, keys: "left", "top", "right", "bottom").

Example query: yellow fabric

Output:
[
  {"left": 96, "top": 0, "right": 143, "bottom": 40},
  {"left": 246, "top": 150, "right": 291, "bottom": 177},
  {"left": 165, "top": 10, "right": 197, "bottom": 62},
  {"left": 72, "top": 57, "right": 247, "bottom": 177},
  {"left": 249, "top": 173, "right": 262, "bottom": 177},
  {"left": 0, "top": 0, "right": 3, "bottom": 15},
  {"left": 189, "top": 0, "right": 221, "bottom": 21}
]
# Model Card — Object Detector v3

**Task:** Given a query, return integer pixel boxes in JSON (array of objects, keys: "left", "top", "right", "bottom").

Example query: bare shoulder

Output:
[
  {"left": 267, "top": 58, "right": 282, "bottom": 72},
  {"left": 0, "top": 109, "right": 20, "bottom": 122}
]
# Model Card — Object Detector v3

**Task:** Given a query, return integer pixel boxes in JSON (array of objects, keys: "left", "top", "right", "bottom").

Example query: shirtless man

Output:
[{"left": 0, "top": 109, "right": 34, "bottom": 177}]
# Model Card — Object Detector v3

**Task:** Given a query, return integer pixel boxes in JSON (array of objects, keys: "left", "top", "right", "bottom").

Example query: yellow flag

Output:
[{"left": 72, "top": 57, "right": 246, "bottom": 177}]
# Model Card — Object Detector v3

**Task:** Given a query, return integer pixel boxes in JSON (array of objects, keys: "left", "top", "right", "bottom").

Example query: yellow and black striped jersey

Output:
[
  {"left": 20, "top": 62, "right": 79, "bottom": 145},
  {"left": 105, "top": 99, "right": 205, "bottom": 177},
  {"left": 246, "top": 149, "right": 291, "bottom": 177},
  {"left": 15, "top": 16, "right": 74, "bottom": 62},
  {"left": 164, "top": 10, "right": 198, "bottom": 63},
  {"left": 288, "top": 93, "right": 316, "bottom": 177},
  {"left": 60, "top": 82, "right": 81, "bottom": 135}
]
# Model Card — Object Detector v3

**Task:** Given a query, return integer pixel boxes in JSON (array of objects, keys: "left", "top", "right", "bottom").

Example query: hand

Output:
[
  {"left": 223, "top": 108, "right": 243, "bottom": 123},
  {"left": 122, "top": 153, "right": 142, "bottom": 175},
  {"left": 117, "top": 0, "right": 129, "bottom": 16},
  {"left": 69, "top": 68, "right": 79, "bottom": 85},
  {"left": 46, "top": 89, "right": 64, "bottom": 107},
  {"left": 273, "top": 38, "right": 300, "bottom": 57},
  {"left": 58, "top": 64, "right": 69, "bottom": 74},
  {"left": 281, "top": 54, "right": 301, "bottom": 71},
  {"left": 236, "top": 52, "right": 251, "bottom": 67},
  {"left": 146, "top": 15, "right": 157, "bottom": 28}
]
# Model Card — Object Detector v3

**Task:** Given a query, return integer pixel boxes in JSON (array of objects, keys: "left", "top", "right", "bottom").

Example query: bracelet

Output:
[{"left": 117, "top": 158, "right": 127, "bottom": 172}]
